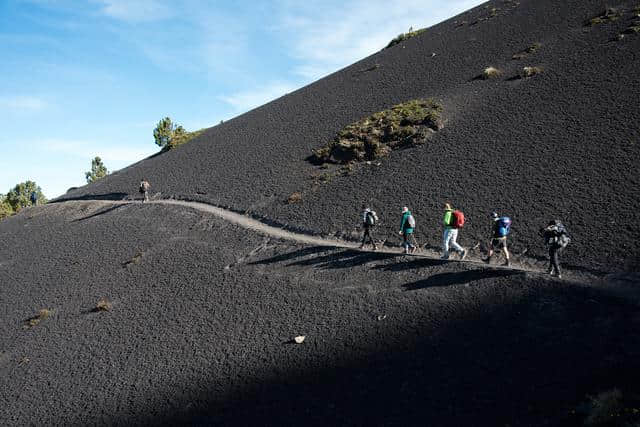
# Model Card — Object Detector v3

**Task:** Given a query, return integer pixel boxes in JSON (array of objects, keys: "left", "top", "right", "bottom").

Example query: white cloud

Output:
[
  {"left": 0, "top": 96, "right": 47, "bottom": 112},
  {"left": 95, "top": 0, "right": 172, "bottom": 22},
  {"left": 219, "top": 82, "right": 300, "bottom": 112},
  {"left": 275, "top": 0, "right": 485, "bottom": 80}
]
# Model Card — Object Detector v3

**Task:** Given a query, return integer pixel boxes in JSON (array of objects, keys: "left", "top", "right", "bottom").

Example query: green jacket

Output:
[
  {"left": 400, "top": 211, "right": 414, "bottom": 234},
  {"left": 443, "top": 209, "right": 453, "bottom": 228}
]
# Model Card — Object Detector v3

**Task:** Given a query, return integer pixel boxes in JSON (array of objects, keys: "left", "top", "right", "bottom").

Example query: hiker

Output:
[
  {"left": 539, "top": 219, "right": 570, "bottom": 278},
  {"left": 359, "top": 205, "right": 379, "bottom": 250},
  {"left": 30, "top": 191, "right": 37, "bottom": 206},
  {"left": 484, "top": 212, "right": 511, "bottom": 266},
  {"left": 398, "top": 206, "right": 418, "bottom": 254},
  {"left": 441, "top": 203, "right": 467, "bottom": 260},
  {"left": 139, "top": 179, "right": 150, "bottom": 202}
]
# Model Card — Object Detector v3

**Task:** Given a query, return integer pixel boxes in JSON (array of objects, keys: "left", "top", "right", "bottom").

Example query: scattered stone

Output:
[
  {"left": 377, "top": 314, "right": 387, "bottom": 321},
  {"left": 294, "top": 335, "right": 305, "bottom": 344}
]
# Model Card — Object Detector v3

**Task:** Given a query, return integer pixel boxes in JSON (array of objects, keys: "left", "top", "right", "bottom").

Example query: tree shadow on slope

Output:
[
  {"left": 103, "top": 282, "right": 640, "bottom": 427},
  {"left": 251, "top": 247, "right": 398, "bottom": 270},
  {"left": 402, "top": 268, "right": 522, "bottom": 290}
]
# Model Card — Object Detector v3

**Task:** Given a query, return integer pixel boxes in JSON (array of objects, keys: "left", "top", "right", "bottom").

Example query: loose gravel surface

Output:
[
  {"left": 58, "top": 0, "right": 640, "bottom": 271},
  {"left": 4, "top": 0, "right": 640, "bottom": 424},
  {"left": 1, "top": 202, "right": 639, "bottom": 426}
]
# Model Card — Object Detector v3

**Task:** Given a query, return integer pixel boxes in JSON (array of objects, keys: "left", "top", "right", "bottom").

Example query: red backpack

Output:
[{"left": 451, "top": 210, "right": 465, "bottom": 228}]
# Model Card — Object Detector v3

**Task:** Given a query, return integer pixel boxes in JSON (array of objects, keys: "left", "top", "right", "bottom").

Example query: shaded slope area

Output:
[
  {"left": 59, "top": 0, "right": 640, "bottom": 271},
  {"left": 1, "top": 202, "right": 639, "bottom": 426}
]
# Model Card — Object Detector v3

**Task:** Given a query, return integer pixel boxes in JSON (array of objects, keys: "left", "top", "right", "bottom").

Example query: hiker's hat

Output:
[
  {"left": 490, "top": 212, "right": 498, "bottom": 219},
  {"left": 402, "top": 206, "right": 408, "bottom": 213}
]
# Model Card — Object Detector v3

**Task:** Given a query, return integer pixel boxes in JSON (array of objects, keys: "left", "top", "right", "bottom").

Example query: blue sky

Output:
[{"left": 0, "top": 0, "right": 484, "bottom": 198}]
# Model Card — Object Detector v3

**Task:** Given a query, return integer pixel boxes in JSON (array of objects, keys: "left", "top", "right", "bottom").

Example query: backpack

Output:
[
  {"left": 557, "top": 224, "right": 571, "bottom": 248},
  {"left": 497, "top": 216, "right": 512, "bottom": 237},
  {"left": 365, "top": 211, "right": 377, "bottom": 226},
  {"left": 407, "top": 214, "right": 416, "bottom": 228},
  {"left": 451, "top": 210, "right": 465, "bottom": 228}
]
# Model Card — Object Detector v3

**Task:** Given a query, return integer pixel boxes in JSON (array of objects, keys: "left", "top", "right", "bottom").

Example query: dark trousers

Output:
[
  {"left": 403, "top": 232, "right": 417, "bottom": 249},
  {"left": 549, "top": 245, "right": 563, "bottom": 274},
  {"left": 362, "top": 227, "right": 376, "bottom": 247}
]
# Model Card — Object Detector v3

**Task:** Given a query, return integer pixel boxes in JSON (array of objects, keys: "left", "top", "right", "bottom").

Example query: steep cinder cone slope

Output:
[
  {"left": 3, "top": 1, "right": 640, "bottom": 426},
  {"left": 61, "top": 0, "right": 640, "bottom": 271}
]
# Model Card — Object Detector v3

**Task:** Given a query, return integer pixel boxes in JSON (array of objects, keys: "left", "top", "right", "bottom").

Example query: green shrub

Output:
[
  {"left": 153, "top": 117, "right": 204, "bottom": 151},
  {"left": 0, "top": 195, "right": 14, "bottom": 220},
  {"left": 386, "top": 28, "right": 427, "bottom": 48},
  {"left": 5, "top": 181, "right": 46, "bottom": 212},
  {"left": 575, "top": 388, "right": 640, "bottom": 426},
  {"left": 309, "top": 99, "right": 442, "bottom": 165}
]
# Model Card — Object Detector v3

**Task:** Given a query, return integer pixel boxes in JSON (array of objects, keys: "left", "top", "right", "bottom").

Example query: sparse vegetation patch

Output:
[
  {"left": 309, "top": 99, "right": 443, "bottom": 165},
  {"left": 25, "top": 309, "right": 51, "bottom": 328},
  {"left": 482, "top": 67, "right": 502, "bottom": 79},
  {"left": 95, "top": 298, "right": 112, "bottom": 312},
  {"left": 287, "top": 192, "right": 303, "bottom": 204},
  {"left": 585, "top": 7, "right": 621, "bottom": 26},
  {"left": 386, "top": 28, "right": 426, "bottom": 48},
  {"left": 522, "top": 66, "right": 543, "bottom": 78},
  {"left": 512, "top": 42, "right": 542, "bottom": 59},
  {"left": 573, "top": 388, "right": 640, "bottom": 426}
]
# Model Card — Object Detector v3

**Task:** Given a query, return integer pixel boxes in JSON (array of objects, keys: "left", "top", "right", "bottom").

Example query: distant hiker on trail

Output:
[
  {"left": 539, "top": 219, "right": 570, "bottom": 279},
  {"left": 441, "top": 203, "right": 467, "bottom": 260},
  {"left": 485, "top": 212, "right": 511, "bottom": 266},
  {"left": 399, "top": 206, "right": 418, "bottom": 254},
  {"left": 30, "top": 191, "right": 38, "bottom": 206},
  {"left": 139, "top": 179, "right": 150, "bottom": 203},
  {"left": 359, "top": 205, "right": 379, "bottom": 251}
]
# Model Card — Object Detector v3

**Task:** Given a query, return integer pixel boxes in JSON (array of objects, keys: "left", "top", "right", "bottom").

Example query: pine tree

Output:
[{"left": 85, "top": 156, "right": 109, "bottom": 183}]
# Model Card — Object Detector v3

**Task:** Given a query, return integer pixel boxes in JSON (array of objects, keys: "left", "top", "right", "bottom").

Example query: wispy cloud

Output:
[
  {"left": 275, "top": 0, "right": 484, "bottom": 80},
  {"left": 94, "top": 0, "right": 172, "bottom": 22},
  {"left": 0, "top": 96, "right": 47, "bottom": 112},
  {"left": 39, "top": 139, "right": 154, "bottom": 164},
  {"left": 219, "top": 82, "right": 299, "bottom": 112}
]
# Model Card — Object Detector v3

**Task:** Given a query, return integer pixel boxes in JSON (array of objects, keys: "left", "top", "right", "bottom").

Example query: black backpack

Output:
[{"left": 365, "top": 211, "right": 376, "bottom": 226}]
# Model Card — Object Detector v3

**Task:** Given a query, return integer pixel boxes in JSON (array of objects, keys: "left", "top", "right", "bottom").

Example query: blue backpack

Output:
[{"left": 497, "top": 217, "right": 512, "bottom": 237}]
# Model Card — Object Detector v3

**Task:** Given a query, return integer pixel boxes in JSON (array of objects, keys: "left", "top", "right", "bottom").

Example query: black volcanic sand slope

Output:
[
  {"left": 1, "top": 202, "right": 639, "bottom": 426},
  {"left": 59, "top": 0, "right": 640, "bottom": 272}
]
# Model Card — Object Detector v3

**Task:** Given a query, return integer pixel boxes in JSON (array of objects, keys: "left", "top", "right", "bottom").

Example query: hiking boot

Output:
[
  {"left": 460, "top": 249, "right": 468, "bottom": 260},
  {"left": 483, "top": 257, "right": 491, "bottom": 264},
  {"left": 503, "top": 259, "right": 511, "bottom": 267},
  {"left": 440, "top": 254, "right": 449, "bottom": 260},
  {"left": 372, "top": 245, "right": 378, "bottom": 251}
]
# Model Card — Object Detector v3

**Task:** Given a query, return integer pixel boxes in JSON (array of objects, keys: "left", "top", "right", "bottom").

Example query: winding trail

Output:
[{"left": 144, "top": 199, "right": 544, "bottom": 275}]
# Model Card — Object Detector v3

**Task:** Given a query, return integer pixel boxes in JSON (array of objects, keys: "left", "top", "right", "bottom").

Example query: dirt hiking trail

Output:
[{"left": 46, "top": 198, "right": 609, "bottom": 282}]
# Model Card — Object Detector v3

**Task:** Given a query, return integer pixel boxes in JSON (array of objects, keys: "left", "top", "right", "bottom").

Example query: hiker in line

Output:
[
  {"left": 139, "top": 179, "right": 150, "bottom": 203},
  {"left": 484, "top": 212, "right": 511, "bottom": 266},
  {"left": 30, "top": 191, "right": 38, "bottom": 207},
  {"left": 539, "top": 219, "right": 570, "bottom": 279},
  {"left": 441, "top": 203, "right": 467, "bottom": 260},
  {"left": 359, "top": 204, "right": 379, "bottom": 251},
  {"left": 399, "top": 206, "right": 418, "bottom": 254}
]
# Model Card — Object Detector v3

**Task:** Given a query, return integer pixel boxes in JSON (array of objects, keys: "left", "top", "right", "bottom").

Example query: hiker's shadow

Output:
[
  {"left": 403, "top": 268, "right": 521, "bottom": 291},
  {"left": 251, "top": 246, "right": 397, "bottom": 270}
]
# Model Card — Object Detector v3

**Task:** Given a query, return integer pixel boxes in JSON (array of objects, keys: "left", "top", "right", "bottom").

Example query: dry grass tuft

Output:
[
  {"left": 386, "top": 28, "right": 427, "bottom": 48},
  {"left": 522, "top": 66, "right": 544, "bottom": 78},
  {"left": 287, "top": 192, "right": 303, "bottom": 204},
  {"left": 26, "top": 308, "right": 51, "bottom": 327},
  {"left": 512, "top": 42, "right": 542, "bottom": 59},
  {"left": 95, "top": 298, "right": 112, "bottom": 312},
  {"left": 482, "top": 67, "right": 502, "bottom": 79},
  {"left": 585, "top": 7, "right": 621, "bottom": 26}
]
